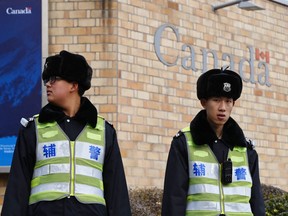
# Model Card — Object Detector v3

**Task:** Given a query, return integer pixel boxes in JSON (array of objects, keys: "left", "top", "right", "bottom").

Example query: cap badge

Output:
[{"left": 223, "top": 82, "right": 231, "bottom": 92}]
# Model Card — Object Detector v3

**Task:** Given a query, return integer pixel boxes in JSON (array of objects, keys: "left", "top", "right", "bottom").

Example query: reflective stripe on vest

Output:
[
  {"left": 29, "top": 115, "right": 106, "bottom": 205},
  {"left": 182, "top": 126, "right": 253, "bottom": 216}
]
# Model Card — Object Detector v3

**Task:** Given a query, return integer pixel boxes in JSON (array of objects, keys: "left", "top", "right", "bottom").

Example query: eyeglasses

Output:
[{"left": 43, "top": 76, "right": 62, "bottom": 85}]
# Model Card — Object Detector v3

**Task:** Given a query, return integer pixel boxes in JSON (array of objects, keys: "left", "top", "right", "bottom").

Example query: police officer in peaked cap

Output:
[{"left": 162, "top": 67, "right": 265, "bottom": 216}]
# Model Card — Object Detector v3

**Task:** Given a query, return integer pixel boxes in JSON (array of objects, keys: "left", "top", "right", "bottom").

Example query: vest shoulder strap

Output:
[
  {"left": 98, "top": 115, "right": 114, "bottom": 127},
  {"left": 233, "top": 146, "right": 247, "bottom": 153},
  {"left": 181, "top": 126, "right": 190, "bottom": 133},
  {"left": 95, "top": 115, "right": 106, "bottom": 130},
  {"left": 98, "top": 114, "right": 105, "bottom": 120}
]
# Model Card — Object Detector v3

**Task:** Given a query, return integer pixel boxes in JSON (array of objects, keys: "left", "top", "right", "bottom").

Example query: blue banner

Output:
[{"left": 0, "top": 0, "right": 42, "bottom": 171}]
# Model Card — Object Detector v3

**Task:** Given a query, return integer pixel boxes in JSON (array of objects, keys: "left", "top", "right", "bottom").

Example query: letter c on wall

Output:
[{"left": 154, "top": 23, "right": 179, "bottom": 67}]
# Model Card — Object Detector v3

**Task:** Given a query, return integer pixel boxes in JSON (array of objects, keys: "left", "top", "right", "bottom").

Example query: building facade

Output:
[{"left": 1, "top": 0, "right": 288, "bottom": 210}]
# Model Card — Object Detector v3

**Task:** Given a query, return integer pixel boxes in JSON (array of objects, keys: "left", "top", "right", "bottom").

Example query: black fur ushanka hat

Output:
[
  {"left": 197, "top": 68, "right": 243, "bottom": 101},
  {"left": 42, "top": 50, "right": 92, "bottom": 91}
]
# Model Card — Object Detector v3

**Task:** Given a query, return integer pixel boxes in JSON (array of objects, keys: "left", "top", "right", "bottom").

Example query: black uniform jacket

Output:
[
  {"left": 162, "top": 110, "right": 265, "bottom": 216},
  {"left": 1, "top": 97, "right": 131, "bottom": 216}
]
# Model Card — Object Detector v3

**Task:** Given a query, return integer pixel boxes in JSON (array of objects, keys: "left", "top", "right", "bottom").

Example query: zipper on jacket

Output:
[
  {"left": 219, "top": 164, "right": 225, "bottom": 215},
  {"left": 70, "top": 141, "right": 75, "bottom": 196}
]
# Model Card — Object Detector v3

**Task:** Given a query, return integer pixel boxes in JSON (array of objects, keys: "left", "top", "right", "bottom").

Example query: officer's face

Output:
[
  {"left": 45, "top": 77, "right": 78, "bottom": 106},
  {"left": 201, "top": 97, "right": 234, "bottom": 127}
]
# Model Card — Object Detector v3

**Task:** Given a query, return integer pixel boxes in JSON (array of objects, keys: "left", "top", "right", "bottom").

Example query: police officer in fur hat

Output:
[
  {"left": 2, "top": 50, "right": 132, "bottom": 216},
  {"left": 162, "top": 68, "right": 265, "bottom": 216}
]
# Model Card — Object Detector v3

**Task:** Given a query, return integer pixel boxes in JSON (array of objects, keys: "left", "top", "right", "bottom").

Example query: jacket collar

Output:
[
  {"left": 38, "top": 97, "right": 98, "bottom": 128},
  {"left": 190, "top": 110, "right": 247, "bottom": 149}
]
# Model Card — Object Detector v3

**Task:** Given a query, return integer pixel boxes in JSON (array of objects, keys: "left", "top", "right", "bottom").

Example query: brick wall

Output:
[
  {"left": 115, "top": 0, "right": 288, "bottom": 190},
  {"left": 1, "top": 0, "right": 288, "bottom": 211}
]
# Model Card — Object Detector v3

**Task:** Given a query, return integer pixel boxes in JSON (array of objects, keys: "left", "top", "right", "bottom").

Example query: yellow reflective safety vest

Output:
[
  {"left": 29, "top": 115, "right": 106, "bottom": 205},
  {"left": 182, "top": 126, "right": 253, "bottom": 216}
]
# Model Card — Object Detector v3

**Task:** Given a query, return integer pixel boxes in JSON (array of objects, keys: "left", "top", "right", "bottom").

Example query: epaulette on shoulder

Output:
[
  {"left": 20, "top": 117, "right": 34, "bottom": 127},
  {"left": 174, "top": 130, "right": 184, "bottom": 138},
  {"left": 246, "top": 138, "right": 256, "bottom": 150},
  {"left": 105, "top": 120, "right": 113, "bottom": 127}
]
